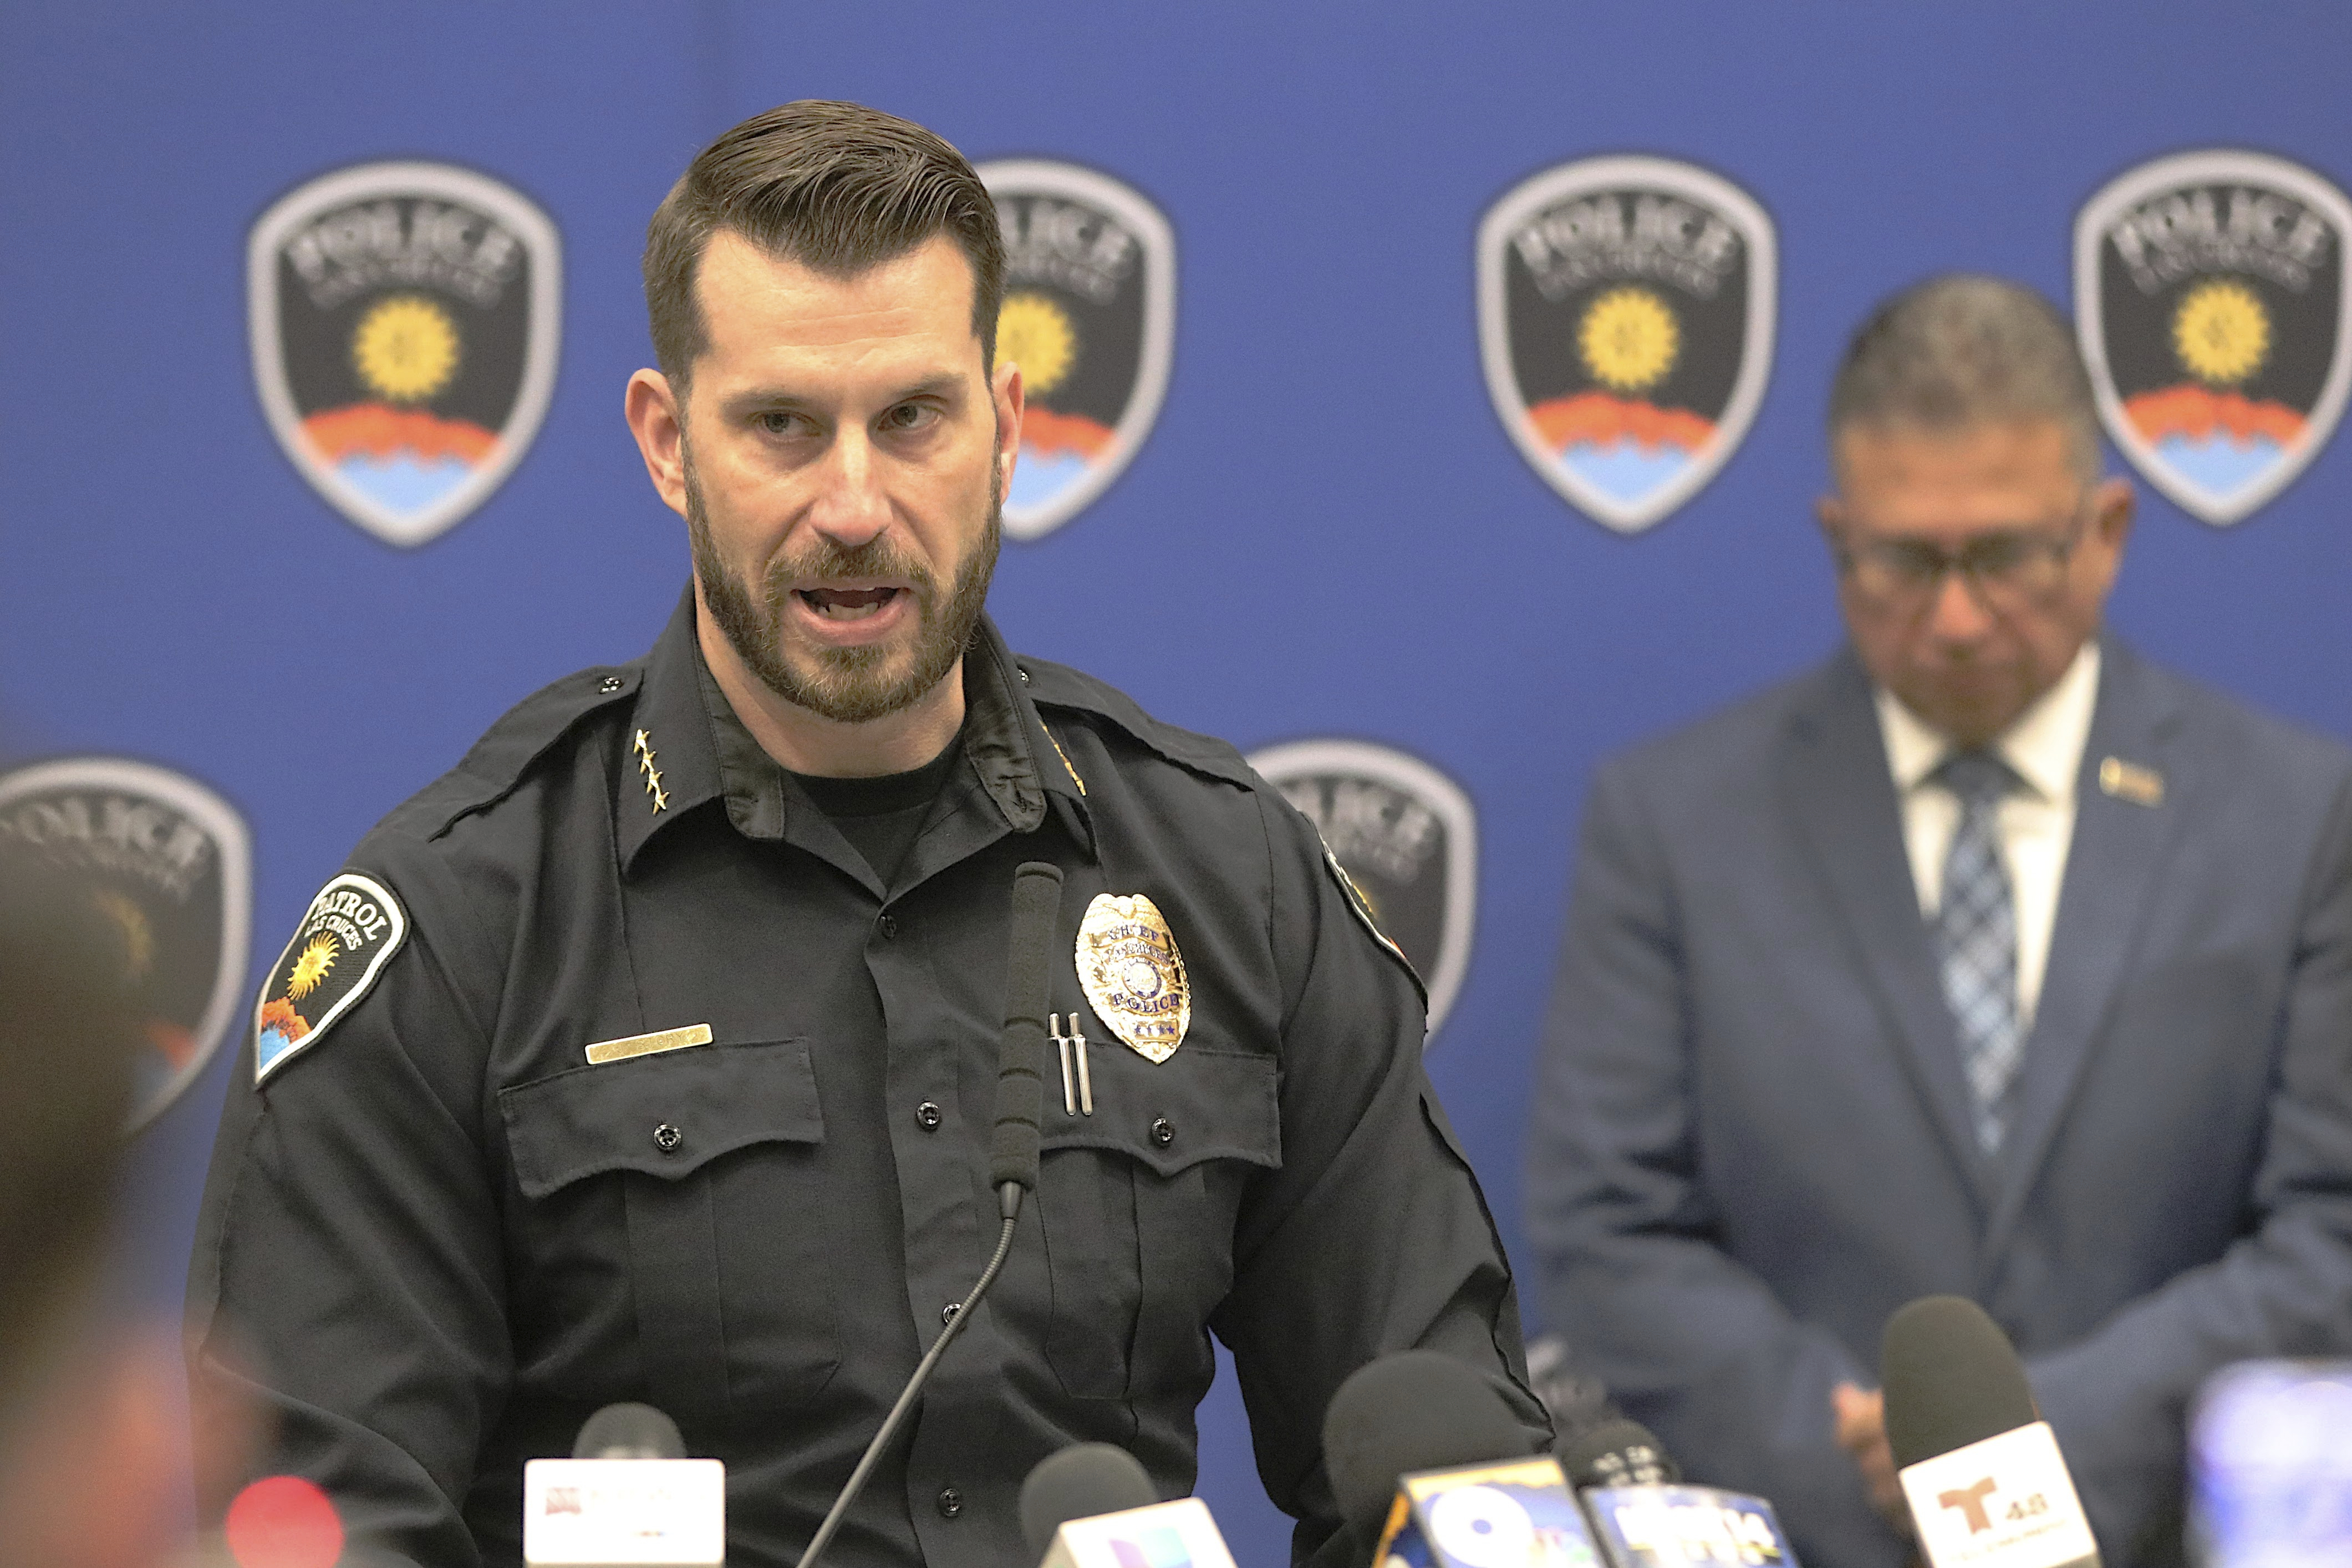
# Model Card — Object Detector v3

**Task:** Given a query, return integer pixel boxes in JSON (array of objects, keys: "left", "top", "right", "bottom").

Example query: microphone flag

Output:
[
  {"left": 1897, "top": 1423, "right": 2098, "bottom": 1568},
  {"left": 1036, "top": 1498, "right": 1239, "bottom": 1568},
  {"left": 1370, "top": 1456, "right": 1600, "bottom": 1568},
  {"left": 1578, "top": 1485, "right": 1800, "bottom": 1567}
]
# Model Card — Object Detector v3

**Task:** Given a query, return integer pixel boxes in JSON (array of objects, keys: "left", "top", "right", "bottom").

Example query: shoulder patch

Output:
[
  {"left": 254, "top": 873, "right": 409, "bottom": 1082},
  {"left": 1325, "top": 845, "right": 1428, "bottom": 1014}
]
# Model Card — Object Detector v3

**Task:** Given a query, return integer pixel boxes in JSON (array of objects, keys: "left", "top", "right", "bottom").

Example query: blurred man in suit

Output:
[{"left": 1526, "top": 275, "right": 2352, "bottom": 1567}]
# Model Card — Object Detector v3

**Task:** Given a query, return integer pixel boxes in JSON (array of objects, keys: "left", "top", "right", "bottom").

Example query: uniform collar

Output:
[
  {"left": 615, "top": 585, "right": 1088, "bottom": 872},
  {"left": 1875, "top": 638, "right": 2102, "bottom": 804}
]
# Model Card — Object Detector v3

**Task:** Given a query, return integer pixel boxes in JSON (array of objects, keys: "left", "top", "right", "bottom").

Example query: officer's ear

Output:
[{"left": 626, "top": 369, "right": 690, "bottom": 521}]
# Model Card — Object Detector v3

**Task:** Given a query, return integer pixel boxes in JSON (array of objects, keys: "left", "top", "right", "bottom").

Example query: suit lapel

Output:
[
  {"left": 1983, "top": 640, "right": 2188, "bottom": 1255},
  {"left": 1780, "top": 651, "right": 1996, "bottom": 1212}
]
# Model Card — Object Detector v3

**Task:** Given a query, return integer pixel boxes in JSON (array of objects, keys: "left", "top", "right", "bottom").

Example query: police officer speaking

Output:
[{"left": 189, "top": 101, "right": 1544, "bottom": 1567}]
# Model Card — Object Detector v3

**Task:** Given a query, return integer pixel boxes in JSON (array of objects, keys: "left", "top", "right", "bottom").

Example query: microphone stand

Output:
[{"left": 791, "top": 1182, "right": 1025, "bottom": 1568}]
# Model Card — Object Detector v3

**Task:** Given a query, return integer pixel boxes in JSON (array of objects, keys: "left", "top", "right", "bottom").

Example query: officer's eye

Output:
[
  {"left": 755, "top": 409, "right": 811, "bottom": 437},
  {"left": 881, "top": 402, "right": 939, "bottom": 432},
  {"left": 1962, "top": 536, "right": 2033, "bottom": 577}
]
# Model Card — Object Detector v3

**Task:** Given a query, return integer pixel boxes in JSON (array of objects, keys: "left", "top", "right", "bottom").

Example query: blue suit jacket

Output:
[{"left": 1525, "top": 639, "right": 2352, "bottom": 1568}]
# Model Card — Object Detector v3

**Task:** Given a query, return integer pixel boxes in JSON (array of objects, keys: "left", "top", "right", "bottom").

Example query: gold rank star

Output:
[{"left": 633, "top": 729, "right": 669, "bottom": 813}]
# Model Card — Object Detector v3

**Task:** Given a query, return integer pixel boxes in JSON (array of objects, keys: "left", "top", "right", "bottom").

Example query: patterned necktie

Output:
[{"left": 1932, "top": 751, "right": 2022, "bottom": 1154}]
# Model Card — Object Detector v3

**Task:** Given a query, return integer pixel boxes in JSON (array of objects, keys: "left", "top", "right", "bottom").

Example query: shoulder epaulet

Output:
[
  {"left": 377, "top": 664, "right": 643, "bottom": 841},
  {"left": 1016, "top": 656, "right": 1258, "bottom": 791}
]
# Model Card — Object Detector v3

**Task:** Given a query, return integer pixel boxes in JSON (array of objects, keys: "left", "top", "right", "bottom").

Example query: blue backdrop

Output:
[{"left": 6, "top": 5, "right": 2349, "bottom": 1561}]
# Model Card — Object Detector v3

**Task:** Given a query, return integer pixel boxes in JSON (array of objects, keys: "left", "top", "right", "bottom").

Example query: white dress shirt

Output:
[{"left": 1874, "top": 643, "right": 2101, "bottom": 1024}]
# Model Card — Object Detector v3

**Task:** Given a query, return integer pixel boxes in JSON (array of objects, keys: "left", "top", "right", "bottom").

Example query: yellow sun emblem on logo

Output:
[
  {"left": 2173, "top": 280, "right": 2270, "bottom": 386},
  {"left": 91, "top": 890, "right": 155, "bottom": 982},
  {"left": 995, "top": 292, "right": 1078, "bottom": 397},
  {"left": 353, "top": 294, "right": 461, "bottom": 404},
  {"left": 286, "top": 935, "right": 339, "bottom": 1000},
  {"left": 1580, "top": 287, "right": 1681, "bottom": 393}
]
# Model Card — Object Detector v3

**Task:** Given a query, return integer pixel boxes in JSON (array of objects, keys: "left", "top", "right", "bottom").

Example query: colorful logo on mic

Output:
[
  {"left": 1248, "top": 740, "right": 1478, "bottom": 1040},
  {"left": 1479, "top": 155, "right": 1776, "bottom": 533},
  {"left": 2076, "top": 149, "right": 2351, "bottom": 526},
  {"left": 249, "top": 161, "right": 563, "bottom": 546},
  {"left": 0, "top": 758, "right": 252, "bottom": 1131},
  {"left": 980, "top": 160, "right": 1176, "bottom": 541}
]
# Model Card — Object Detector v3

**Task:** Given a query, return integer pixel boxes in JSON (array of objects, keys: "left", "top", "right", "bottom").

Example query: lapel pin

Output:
[{"left": 2099, "top": 756, "right": 2165, "bottom": 808}]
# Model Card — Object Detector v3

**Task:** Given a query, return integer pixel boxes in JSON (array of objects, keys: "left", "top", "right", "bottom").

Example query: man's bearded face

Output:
[{"left": 686, "top": 443, "right": 1002, "bottom": 724}]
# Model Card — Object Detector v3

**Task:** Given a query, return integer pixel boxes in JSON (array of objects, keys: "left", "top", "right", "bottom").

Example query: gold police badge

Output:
[{"left": 1076, "top": 892, "right": 1189, "bottom": 1063}]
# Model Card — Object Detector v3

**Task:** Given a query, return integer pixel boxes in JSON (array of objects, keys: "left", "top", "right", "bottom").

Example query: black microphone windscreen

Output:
[
  {"left": 572, "top": 1401, "right": 686, "bottom": 1460},
  {"left": 1881, "top": 1295, "right": 2040, "bottom": 1470},
  {"left": 1020, "top": 1443, "right": 1158, "bottom": 1558},
  {"left": 1557, "top": 1417, "right": 1682, "bottom": 1489},
  {"left": 989, "top": 861, "right": 1065, "bottom": 1194},
  {"left": 1320, "top": 1351, "right": 1536, "bottom": 1540}
]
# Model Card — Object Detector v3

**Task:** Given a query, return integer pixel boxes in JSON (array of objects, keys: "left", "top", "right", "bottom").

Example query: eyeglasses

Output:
[{"left": 1831, "top": 502, "right": 2089, "bottom": 612}]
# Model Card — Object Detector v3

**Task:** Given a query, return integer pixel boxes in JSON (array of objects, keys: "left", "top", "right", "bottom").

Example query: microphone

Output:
[
  {"left": 792, "top": 862, "right": 1066, "bottom": 1568},
  {"left": 1321, "top": 1351, "right": 1594, "bottom": 1568},
  {"left": 1557, "top": 1418, "right": 1680, "bottom": 1489},
  {"left": 990, "top": 861, "right": 1065, "bottom": 1215},
  {"left": 522, "top": 1403, "right": 724, "bottom": 1567},
  {"left": 1321, "top": 1350, "right": 1542, "bottom": 1545},
  {"left": 1882, "top": 1296, "right": 2101, "bottom": 1568},
  {"left": 1560, "top": 1418, "right": 1799, "bottom": 1568},
  {"left": 573, "top": 1402, "right": 685, "bottom": 1459},
  {"left": 1020, "top": 1444, "right": 1159, "bottom": 1558},
  {"left": 1019, "top": 1443, "right": 1235, "bottom": 1568}
]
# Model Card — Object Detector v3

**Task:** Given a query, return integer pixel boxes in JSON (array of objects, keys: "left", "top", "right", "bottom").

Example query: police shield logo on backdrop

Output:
[
  {"left": 250, "top": 161, "right": 563, "bottom": 546},
  {"left": 1247, "top": 740, "right": 1478, "bottom": 1039},
  {"left": 0, "top": 758, "right": 252, "bottom": 1130},
  {"left": 1478, "top": 156, "right": 1776, "bottom": 533},
  {"left": 2077, "top": 150, "right": 2352, "bottom": 526},
  {"left": 979, "top": 160, "right": 1175, "bottom": 541}
]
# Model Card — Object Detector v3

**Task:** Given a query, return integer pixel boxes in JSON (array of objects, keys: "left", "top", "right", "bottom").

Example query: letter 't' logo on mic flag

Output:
[
  {"left": 0, "top": 758, "right": 252, "bottom": 1130},
  {"left": 1478, "top": 156, "right": 1777, "bottom": 533},
  {"left": 979, "top": 160, "right": 1177, "bottom": 542},
  {"left": 2076, "top": 149, "right": 2352, "bottom": 526},
  {"left": 249, "top": 161, "right": 563, "bottom": 547},
  {"left": 1247, "top": 740, "right": 1478, "bottom": 1040}
]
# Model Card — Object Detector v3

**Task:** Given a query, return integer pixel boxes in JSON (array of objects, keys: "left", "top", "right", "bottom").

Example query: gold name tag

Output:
[{"left": 584, "top": 1023, "right": 714, "bottom": 1066}]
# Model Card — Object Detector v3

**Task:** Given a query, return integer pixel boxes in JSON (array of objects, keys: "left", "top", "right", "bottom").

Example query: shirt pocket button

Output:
[{"left": 653, "top": 1122, "right": 684, "bottom": 1154}]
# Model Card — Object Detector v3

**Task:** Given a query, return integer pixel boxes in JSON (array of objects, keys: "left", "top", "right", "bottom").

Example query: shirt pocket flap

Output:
[
  {"left": 1040, "top": 1046, "right": 1280, "bottom": 1177},
  {"left": 501, "top": 1039, "right": 822, "bottom": 1198}
]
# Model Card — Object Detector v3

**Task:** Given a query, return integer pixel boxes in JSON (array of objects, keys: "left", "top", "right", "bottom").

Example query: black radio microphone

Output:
[
  {"left": 989, "top": 859, "right": 1065, "bottom": 1213},
  {"left": 1320, "top": 1350, "right": 1541, "bottom": 1550},
  {"left": 1557, "top": 1418, "right": 1679, "bottom": 1490},
  {"left": 793, "top": 861, "right": 1065, "bottom": 1568},
  {"left": 1882, "top": 1296, "right": 2100, "bottom": 1568},
  {"left": 1560, "top": 1417, "right": 1801, "bottom": 1568}
]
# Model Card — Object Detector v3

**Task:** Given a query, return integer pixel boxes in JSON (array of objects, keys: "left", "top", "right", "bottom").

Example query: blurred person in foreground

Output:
[
  {"left": 187, "top": 100, "right": 1541, "bottom": 1568},
  {"left": 0, "top": 849, "right": 197, "bottom": 1567},
  {"left": 1526, "top": 275, "right": 2352, "bottom": 1567}
]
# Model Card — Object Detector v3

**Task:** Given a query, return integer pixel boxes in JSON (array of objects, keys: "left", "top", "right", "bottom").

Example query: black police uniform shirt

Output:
[{"left": 189, "top": 588, "right": 1542, "bottom": 1568}]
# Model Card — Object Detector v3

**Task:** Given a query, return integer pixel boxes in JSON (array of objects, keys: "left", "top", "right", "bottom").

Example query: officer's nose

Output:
[{"left": 806, "top": 426, "right": 892, "bottom": 551}]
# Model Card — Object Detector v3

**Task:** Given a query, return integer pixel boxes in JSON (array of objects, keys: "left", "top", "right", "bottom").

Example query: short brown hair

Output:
[
  {"left": 1829, "top": 274, "right": 2102, "bottom": 484},
  {"left": 643, "top": 100, "right": 1006, "bottom": 395}
]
